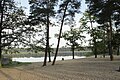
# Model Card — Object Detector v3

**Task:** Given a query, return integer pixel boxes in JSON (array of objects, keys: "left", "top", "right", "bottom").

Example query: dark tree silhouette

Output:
[
  {"left": 0, "top": 0, "right": 28, "bottom": 67},
  {"left": 52, "top": 0, "right": 81, "bottom": 65},
  {"left": 62, "top": 27, "right": 85, "bottom": 59},
  {"left": 85, "top": 0, "right": 120, "bottom": 60},
  {"left": 29, "top": 0, "right": 57, "bottom": 66}
]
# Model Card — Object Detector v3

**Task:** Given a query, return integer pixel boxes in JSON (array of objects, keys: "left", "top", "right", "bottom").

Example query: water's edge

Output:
[{"left": 12, "top": 56, "right": 86, "bottom": 62}]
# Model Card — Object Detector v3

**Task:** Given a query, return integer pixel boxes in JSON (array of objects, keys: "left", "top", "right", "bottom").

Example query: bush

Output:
[
  {"left": 2, "top": 57, "right": 12, "bottom": 66},
  {"left": 84, "top": 52, "right": 94, "bottom": 57}
]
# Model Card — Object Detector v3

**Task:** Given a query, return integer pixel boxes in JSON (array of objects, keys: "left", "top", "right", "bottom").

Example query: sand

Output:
[{"left": 0, "top": 56, "right": 120, "bottom": 80}]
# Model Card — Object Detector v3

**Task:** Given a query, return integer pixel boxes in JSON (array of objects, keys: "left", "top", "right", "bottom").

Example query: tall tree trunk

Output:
[
  {"left": 72, "top": 43, "right": 75, "bottom": 59},
  {"left": 48, "top": 47, "right": 51, "bottom": 62},
  {"left": 103, "top": 46, "right": 106, "bottom": 58},
  {"left": 103, "top": 29, "right": 106, "bottom": 58},
  {"left": 93, "top": 38, "right": 97, "bottom": 58},
  {"left": 89, "top": 14, "right": 97, "bottom": 58},
  {"left": 116, "top": 30, "right": 119, "bottom": 56},
  {"left": 109, "top": 19, "right": 113, "bottom": 61},
  {"left": 0, "top": 0, "right": 5, "bottom": 67},
  {"left": 48, "top": 38, "right": 51, "bottom": 62},
  {"left": 117, "top": 46, "right": 119, "bottom": 56},
  {"left": 47, "top": 14, "right": 51, "bottom": 62},
  {"left": 43, "top": 40, "right": 48, "bottom": 66},
  {"left": 43, "top": 14, "right": 50, "bottom": 66},
  {"left": 52, "top": 2, "right": 68, "bottom": 65}
]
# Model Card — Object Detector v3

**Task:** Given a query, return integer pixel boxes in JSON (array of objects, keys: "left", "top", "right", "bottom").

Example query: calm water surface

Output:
[{"left": 12, "top": 56, "right": 86, "bottom": 62}]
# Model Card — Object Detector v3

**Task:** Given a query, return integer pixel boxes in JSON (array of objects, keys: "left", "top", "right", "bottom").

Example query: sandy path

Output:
[{"left": 0, "top": 56, "right": 120, "bottom": 80}]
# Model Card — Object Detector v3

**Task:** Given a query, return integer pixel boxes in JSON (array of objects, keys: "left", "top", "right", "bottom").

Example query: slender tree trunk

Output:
[
  {"left": 93, "top": 38, "right": 97, "bottom": 58},
  {"left": 52, "top": 2, "right": 68, "bottom": 65},
  {"left": 0, "top": 0, "right": 5, "bottom": 67},
  {"left": 43, "top": 41, "right": 48, "bottom": 66},
  {"left": 72, "top": 44, "right": 75, "bottom": 59},
  {"left": 103, "top": 46, "right": 106, "bottom": 58},
  {"left": 107, "top": 24, "right": 110, "bottom": 55},
  {"left": 48, "top": 48, "right": 51, "bottom": 62},
  {"left": 48, "top": 40, "right": 51, "bottom": 62},
  {"left": 47, "top": 14, "right": 51, "bottom": 62},
  {"left": 107, "top": 0, "right": 113, "bottom": 61},
  {"left": 116, "top": 30, "right": 119, "bottom": 56},
  {"left": 103, "top": 29, "right": 106, "bottom": 58},
  {"left": 0, "top": 1, "right": 2, "bottom": 68},
  {"left": 117, "top": 46, "right": 119, "bottom": 56},
  {"left": 109, "top": 19, "right": 113, "bottom": 61},
  {"left": 89, "top": 14, "right": 97, "bottom": 58},
  {"left": 47, "top": 1, "right": 51, "bottom": 62},
  {"left": 43, "top": 14, "right": 50, "bottom": 66}
]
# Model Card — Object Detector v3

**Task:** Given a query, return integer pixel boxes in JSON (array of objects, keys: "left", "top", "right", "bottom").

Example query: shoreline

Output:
[
  {"left": 0, "top": 56, "right": 120, "bottom": 80},
  {"left": 12, "top": 56, "right": 86, "bottom": 62}
]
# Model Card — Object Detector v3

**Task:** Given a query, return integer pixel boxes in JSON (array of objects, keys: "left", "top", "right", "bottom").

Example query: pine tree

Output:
[
  {"left": 0, "top": 0, "right": 27, "bottom": 67},
  {"left": 29, "top": 0, "right": 57, "bottom": 66},
  {"left": 85, "top": 0, "right": 120, "bottom": 60},
  {"left": 52, "top": 0, "right": 81, "bottom": 65}
]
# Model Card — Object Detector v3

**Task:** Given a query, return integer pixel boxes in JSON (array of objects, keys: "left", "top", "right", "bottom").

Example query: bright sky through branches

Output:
[{"left": 15, "top": 0, "right": 88, "bottom": 48}]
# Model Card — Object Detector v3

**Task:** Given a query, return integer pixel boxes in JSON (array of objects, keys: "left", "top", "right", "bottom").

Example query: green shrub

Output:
[{"left": 84, "top": 52, "right": 94, "bottom": 57}]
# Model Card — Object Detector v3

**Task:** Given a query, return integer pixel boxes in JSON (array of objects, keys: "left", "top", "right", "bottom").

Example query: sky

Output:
[
  {"left": 15, "top": 0, "right": 30, "bottom": 15},
  {"left": 15, "top": 0, "right": 88, "bottom": 48},
  {"left": 16, "top": 0, "right": 87, "bottom": 16}
]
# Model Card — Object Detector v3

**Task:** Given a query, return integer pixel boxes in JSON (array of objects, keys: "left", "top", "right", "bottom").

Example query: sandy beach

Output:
[{"left": 0, "top": 56, "right": 120, "bottom": 80}]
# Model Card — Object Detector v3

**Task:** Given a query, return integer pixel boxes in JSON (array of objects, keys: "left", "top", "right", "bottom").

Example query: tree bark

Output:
[
  {"left": 103, "top": 29, "right": 106, "bottom": 58},
  {"left": 48, "top": 45, "right": 51, "bottom": 62},
  {"left": 0, "top": 0, "right": 5, "bottom": 67},
  {"left": 52, "top": 2, "right": 68, "bottom": 65},
  {"left": 109, "top": 19, "right": 113, "bottom": 61},
  {"left": 93, "top": 38, "right": 97, "bottom": 58},
  {"left": 117, "top": 46, "right": 119, "bottom": 56},
  {"left": 43, "top": 35, "right": 48, "bottom": 66},
  {"left": 89, "top": 14, "right": 97, "bottom": 58},
  {"left": 43, "top": 14, "right": 50, "bottom": 66},
  {"left": 72, "top": 43, "right": 75, "bottom": 59},
  {"left": 47, "top": 14, "right": 51, "bottom": 62}
]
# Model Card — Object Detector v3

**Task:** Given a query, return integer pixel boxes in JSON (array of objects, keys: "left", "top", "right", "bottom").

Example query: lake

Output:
[{"left": 12, "top": 56, "right": 86, "bottom": 62}]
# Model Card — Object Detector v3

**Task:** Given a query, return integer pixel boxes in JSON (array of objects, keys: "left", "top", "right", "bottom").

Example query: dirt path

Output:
[{"left": 0, "top": 56, "right": 120, "bottom": 80}]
